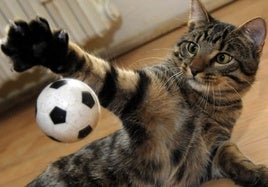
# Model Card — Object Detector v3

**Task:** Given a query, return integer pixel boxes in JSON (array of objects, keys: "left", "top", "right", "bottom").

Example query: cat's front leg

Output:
[
  {"left": 1, "top": 17, "right": 69, "bottom": 73},
  {"left": 1, "top": 17, "right": 126, "bottom": 104},
  {"left": 1, "top": 17, "right": 174, "bottom": 149},
  {"left": 213, "top": 142, "right": 268, "bottom": 187}
]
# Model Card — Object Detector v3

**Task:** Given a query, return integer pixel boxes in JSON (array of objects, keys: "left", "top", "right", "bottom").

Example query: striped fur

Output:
[{"left": 1, "top": 0, "right": 268, "bottom": 186}]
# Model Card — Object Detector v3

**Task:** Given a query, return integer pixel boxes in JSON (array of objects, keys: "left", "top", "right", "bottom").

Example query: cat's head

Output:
[{"left": 173, "top": 0, "right": 266, "bottom": 97}]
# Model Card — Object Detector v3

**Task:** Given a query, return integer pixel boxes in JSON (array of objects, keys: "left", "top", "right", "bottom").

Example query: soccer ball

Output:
[{"left": 36, "top": 78, "right": 101, "bottom": 143}]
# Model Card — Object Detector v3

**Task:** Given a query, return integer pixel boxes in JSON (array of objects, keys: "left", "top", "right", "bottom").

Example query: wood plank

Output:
[{"left": 0, "top": 0, "right": 268, "bottom": 186}]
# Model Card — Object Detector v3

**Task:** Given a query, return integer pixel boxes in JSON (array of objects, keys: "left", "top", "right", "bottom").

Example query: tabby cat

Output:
[{"left": 1, "top": 0, "right": 268, "bottom": 186}]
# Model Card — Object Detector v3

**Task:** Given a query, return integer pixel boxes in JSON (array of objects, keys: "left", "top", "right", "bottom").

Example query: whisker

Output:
[
  {"left": 243, "top": 79, "right": 255, "bottom": 89},
  {"left": 164, "top": 71, "right": 182, "bottom": 86},
  {"left": 195, "top": 84, "right": 209, "bottom": 111},
  {"left": 204, "top": 83, "right": 210, "bottom": 110},
  {"left": 150, "top": 48, "right": 174, "bottom": 52},
  {"left": 127, "top": 57, "right": 168, "bottom": 69},
  {"left": 211, "top": 85, "right": 217, "bottom": 114},
  {"left": 216, "top": 85, "right": 223, "bottom": 104},
  {"left": 135, "top": 57, "right": 167, "bottom": 63},
  {"left": 196, "top": 95, "right": 206, "bottom": 111},
  {"left": 223, "top": 82, "right": 242, "bottom": 99}
]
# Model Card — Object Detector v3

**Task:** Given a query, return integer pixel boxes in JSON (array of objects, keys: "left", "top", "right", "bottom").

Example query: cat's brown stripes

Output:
[{"left": 1, "top": 0, "right": 268, "bottom": 186}]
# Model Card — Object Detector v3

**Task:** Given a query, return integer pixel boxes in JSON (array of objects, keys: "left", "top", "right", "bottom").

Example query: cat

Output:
[{"left": 1, "top": 0, "right": 268, "bottom": 186}]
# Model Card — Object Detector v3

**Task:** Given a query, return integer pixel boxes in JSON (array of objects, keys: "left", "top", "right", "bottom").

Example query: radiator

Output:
[{"left": 0, "top": 0, "right": 120, "bottom": 112}]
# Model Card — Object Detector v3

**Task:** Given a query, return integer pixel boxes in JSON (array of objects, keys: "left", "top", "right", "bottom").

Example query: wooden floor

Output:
[{"left": 1, "top": 0, "right": 268, "bottom": 186}]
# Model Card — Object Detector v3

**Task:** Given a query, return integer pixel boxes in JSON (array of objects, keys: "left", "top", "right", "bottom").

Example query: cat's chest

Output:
[
  {"left": 165, "top": 142, "right": 209, "bottom": 187},
  {"left": 163, "top": 113, "right": 227, "bottom": 185}
]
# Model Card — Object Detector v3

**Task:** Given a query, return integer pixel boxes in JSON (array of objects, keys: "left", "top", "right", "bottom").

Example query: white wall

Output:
[{"left": 96, "top": 0, "right": 234, "bottom": 57}]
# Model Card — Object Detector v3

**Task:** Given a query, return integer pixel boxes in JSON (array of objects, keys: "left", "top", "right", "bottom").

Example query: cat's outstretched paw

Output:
[{"left": 1, "top": 17, "right": 69, "bottom": 72}]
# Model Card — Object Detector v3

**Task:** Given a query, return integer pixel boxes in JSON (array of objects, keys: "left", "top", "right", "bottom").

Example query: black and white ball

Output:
[{"left": 36, "top": 78, "right": 100, "bottom": 143}]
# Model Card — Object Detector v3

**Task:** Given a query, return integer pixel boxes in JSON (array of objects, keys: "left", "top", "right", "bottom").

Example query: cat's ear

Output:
[
  {"left": 188, "top": 0, "right": 211, "bottom": 30},
  {"left": 238, "top": 18, "right": 267, "bottom": 49}
]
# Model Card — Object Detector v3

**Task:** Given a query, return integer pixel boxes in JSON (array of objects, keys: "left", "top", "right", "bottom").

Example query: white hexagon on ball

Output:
[{"left": 36, "top": 78, "right": 101, "bottom": 143}]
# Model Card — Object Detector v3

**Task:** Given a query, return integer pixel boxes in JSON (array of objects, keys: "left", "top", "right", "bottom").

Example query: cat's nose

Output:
[
  {"left": 190, "top": 66, "right": 202, "bottom": 77},
  {"left": 190, "top": 57, "right": 206, "bottom": 77}
]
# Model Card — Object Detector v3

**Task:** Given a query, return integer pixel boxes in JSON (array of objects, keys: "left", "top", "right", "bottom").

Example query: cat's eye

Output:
[
  {"left": 187, "top": 42, "right": 199, "bottom": 55},
  {"left": 216, "top": 53, "right": 233, "bottom": 64}
]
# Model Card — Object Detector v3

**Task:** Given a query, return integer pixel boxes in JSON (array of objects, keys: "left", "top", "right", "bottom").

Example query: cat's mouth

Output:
[
  {"left": 187, "top": 77, "right": 220, "bottom": 94},
  {"left": 182, "top": 67, "right": 220, "bottom": 91}
]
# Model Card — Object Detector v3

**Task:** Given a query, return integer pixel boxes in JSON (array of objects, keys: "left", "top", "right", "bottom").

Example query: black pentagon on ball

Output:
[
  {"left": 50, "top": 106, "right": 67, "bottom": 124},
  {"left": 78, "top": 125, "right": 93, "bottom": 139},
  {"left": 82, "top": 91, "right": 95, "bottom": 108},
  {"left": 50, "top": 79, "right": 67, "bottom": 89}
]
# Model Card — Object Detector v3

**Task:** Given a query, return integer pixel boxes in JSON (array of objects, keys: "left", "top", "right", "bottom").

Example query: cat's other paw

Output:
[
  {"left": 1, "top": 17, "right": 69, "bottom": 72},
  {"left": 255, "top": 165, "right": 268, "bottom": 187}
]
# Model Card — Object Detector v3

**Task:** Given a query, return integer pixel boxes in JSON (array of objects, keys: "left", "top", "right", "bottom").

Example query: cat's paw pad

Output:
[
  {"left": 1, "top": 20, "right": 30, "bottom": 56},
  {"left": 1, "top": 20, "right": 35, "bottom": 72},
  {"left": 1, "top": 17, "right": 69, "bottom": 72},
  {"left": 29, "top": 17, "right": 51, "bottom": 40},
  {"left": 52, "top": 30, "right": 69, "bottom": 53},
  {"left": 1, "top": 17, "right": 52, "bottom": 72}
]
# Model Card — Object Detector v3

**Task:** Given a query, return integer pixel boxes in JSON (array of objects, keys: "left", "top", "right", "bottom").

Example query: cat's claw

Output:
[
  {"left": 1, "top": 17, "right": 69, "bottom": 73},
  {"left": 57, "top": 30, "right": 68, "bottom": 41}
]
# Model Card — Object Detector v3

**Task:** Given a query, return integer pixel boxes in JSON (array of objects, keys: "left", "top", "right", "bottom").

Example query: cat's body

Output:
[{"left": 1, "top": 0, "right": 268, "bottom": 186}]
